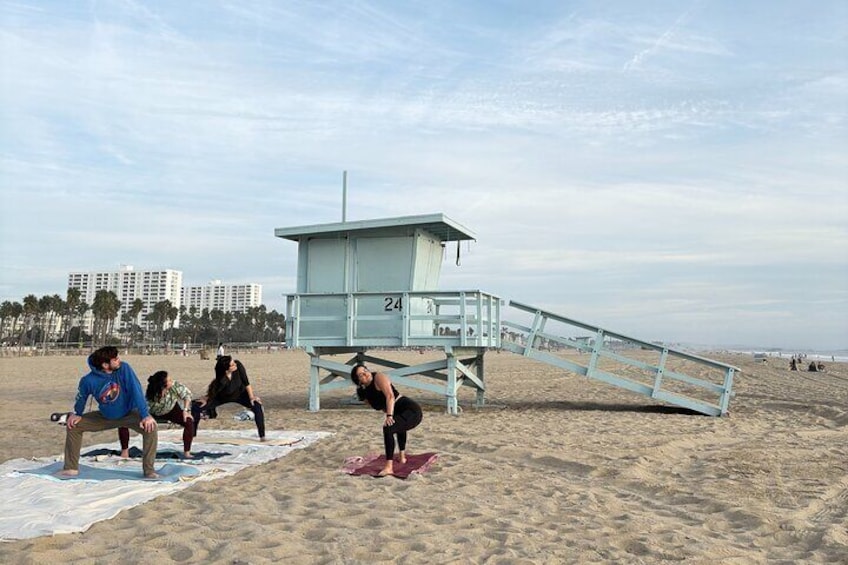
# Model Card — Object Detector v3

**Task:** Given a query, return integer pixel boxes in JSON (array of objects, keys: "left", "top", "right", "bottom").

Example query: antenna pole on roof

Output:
[{"left": 342, "top": 170, "right": 348, "bottom": 222}]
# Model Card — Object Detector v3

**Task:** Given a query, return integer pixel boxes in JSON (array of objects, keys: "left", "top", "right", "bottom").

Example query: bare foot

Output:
[
  {"left": 183, "top": 452, "right": 193, "bottom": 459},
  {"left": 144, "top": 472, "right": 160, "bottom": 480},
  {"left": 259, "top": 437, "right": 268, "bottom": 442},
  {"left": 377, "top": 462, "right": 394, "bottom": 477},
  {"left": 120, "top": 449, "right": 130, "bottom": 459},
  {"left": 56, "top": 469, "right": 79, "bottom": 478},
  {"left": 398, "top": 452, "right": 407, "bottom": 465}
]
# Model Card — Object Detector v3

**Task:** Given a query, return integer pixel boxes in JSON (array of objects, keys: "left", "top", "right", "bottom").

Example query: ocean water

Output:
[
  {"left": 681, "top": 345, "right": 848, "bottom": 364},
  {"left": 743, "top": 351, "right": 848, "bottom": 363},
  {"left": 716, "top": 350, "right": 846, "bottom": 363}
]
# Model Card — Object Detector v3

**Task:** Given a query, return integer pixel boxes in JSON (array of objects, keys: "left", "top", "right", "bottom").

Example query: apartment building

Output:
[
  {"left": 181, "top": 280, "right": 262, "bottom": 315},
  {"left": 67, "top": 265, "right": 183, "bottom": 332}
]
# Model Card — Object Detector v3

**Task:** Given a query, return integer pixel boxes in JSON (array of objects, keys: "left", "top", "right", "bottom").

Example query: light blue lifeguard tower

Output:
[{"left": 275, "top": 213, "right": 738, "bottom": 416}]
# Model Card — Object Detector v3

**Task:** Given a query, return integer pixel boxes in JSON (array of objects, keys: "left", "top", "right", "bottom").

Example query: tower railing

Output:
[{"left": 286, "top": 290, "right": 502, "bottom": 349}]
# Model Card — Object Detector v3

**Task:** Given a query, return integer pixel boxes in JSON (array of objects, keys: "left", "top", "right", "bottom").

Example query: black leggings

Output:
[
  {"left": 383, "top": 396, "right": 422, "bottom": 460},
  {"left": 119, "top": 403, "right": 193, "bottom": 452},
  {"left": 192, "top": 391, "right": 265, "bottom": 438}
]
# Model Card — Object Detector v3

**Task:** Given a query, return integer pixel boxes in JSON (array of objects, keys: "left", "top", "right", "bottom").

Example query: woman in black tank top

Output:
[{"left": 350, "top": 363, "right": 423, "bottom": 476}]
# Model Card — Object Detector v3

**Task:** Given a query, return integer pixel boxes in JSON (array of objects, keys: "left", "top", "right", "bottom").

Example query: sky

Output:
[{"left": 1, "top": 0, "right": 846, "bottom": 351}]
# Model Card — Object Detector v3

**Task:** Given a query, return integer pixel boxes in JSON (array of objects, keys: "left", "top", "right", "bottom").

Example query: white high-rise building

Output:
[
  {"left": 181, "top": 280, "right": 262, "bottom": 315},
  {"left": 67, "top": 265, "right": 183, "bottom": 332}
]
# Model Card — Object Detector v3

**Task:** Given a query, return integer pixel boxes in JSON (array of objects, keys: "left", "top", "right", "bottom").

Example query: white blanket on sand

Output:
[{"left": 0, "top": 429, "right": 331, "bottom": 541}]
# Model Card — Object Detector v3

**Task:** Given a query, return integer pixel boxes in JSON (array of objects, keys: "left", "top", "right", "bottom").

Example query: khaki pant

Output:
[{"left": 63, "top": 410, "right": 158, "bottom": 476}]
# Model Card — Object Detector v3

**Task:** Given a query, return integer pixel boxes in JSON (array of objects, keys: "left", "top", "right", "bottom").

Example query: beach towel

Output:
[
  {"left": 0, "top": 430, "right": 331, "bottom": 541},
  {"left": 341, "top": 452, "right": 438, "bottom": 479}
]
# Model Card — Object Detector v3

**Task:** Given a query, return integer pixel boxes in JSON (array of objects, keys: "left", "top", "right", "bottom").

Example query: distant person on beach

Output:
[
  {"left": 57, "top": 346, "right": 158, "bottom": 479},
  {"left": 808, "top": 362, "right": 818, "bottom": 372},
  {"left": 789, "top": 358, "right": 797, "bottom": 371},
  {"left": 192, "top": 355, "right": 265, "bottom": 440},
  {"left": 350, "top": 363, "right": 423, "bottom": 477},
  {"left": 118, "top": 370, "right": 195, "bottom": 459},
  {"left": 216, "top": 343, "right": 225, "bottom": 359}
]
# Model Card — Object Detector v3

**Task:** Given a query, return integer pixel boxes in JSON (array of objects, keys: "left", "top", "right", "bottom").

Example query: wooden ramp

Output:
[{"left": 501, "top": 301, "right": 738, "bottom": 416}]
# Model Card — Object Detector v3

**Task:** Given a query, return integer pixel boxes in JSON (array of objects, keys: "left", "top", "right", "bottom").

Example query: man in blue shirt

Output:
[{"left": 58, "top": 346, "right": 159, "bottom": 479}]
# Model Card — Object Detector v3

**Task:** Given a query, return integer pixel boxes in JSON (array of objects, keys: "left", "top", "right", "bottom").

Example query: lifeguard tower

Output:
[
  {"left": 276, "top": 213, "right": 738, "bottom": 416},
  {"left": 275, "top": 213, "right": 500, "bottom": 414}
]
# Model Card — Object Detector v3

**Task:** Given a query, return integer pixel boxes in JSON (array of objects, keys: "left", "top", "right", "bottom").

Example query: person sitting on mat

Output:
[
  {"left": 118, "top": 370, "right": 195, "bottom": 459},
  {"left": 350, "top": 363, "right": 423, "bottom": 477},
  {"left": 58, "top": 346, "right": 158, "bottom": 479},
  {"left": 192, "top": 355, "right": 266, "bottom": 441}
]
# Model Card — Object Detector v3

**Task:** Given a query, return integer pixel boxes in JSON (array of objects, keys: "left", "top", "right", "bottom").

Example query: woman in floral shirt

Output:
[{"left": 119, "top": 370, "right": 195, "bottom": 458}]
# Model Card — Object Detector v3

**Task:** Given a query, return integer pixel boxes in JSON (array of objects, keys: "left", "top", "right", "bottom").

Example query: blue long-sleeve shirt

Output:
[{"left": 73, "top": 355, "right": 150, "bottom": 420}]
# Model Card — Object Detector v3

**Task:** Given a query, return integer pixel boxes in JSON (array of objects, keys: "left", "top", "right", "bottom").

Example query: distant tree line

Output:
[{"left": 0, "top": 288, "right": 285, "bottom": 353}]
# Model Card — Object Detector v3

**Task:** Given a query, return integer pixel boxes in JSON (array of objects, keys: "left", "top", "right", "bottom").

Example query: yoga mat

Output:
[{"left": 341, "top": 452, "right": 439, "bottom": 479}]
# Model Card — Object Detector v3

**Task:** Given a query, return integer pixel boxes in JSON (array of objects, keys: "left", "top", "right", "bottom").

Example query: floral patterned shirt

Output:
[{"left": 148, "top": 381, "right": 192, "bottom": 416}]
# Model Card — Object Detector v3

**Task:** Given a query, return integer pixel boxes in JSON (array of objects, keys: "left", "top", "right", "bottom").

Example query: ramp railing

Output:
[{"left": 501, "top": 300, "right": 737, "bottom": 416}]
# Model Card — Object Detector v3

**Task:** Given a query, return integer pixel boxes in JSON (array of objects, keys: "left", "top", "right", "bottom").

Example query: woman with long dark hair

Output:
[
  {"left": 118, "top": 370, "right": 194, "bottom": 458},
  {"left": 350, "top": 363, "right": 423, "bottom": 476},
  {"left": 192, "top": 355, "right": 266, "bottom": 441}
]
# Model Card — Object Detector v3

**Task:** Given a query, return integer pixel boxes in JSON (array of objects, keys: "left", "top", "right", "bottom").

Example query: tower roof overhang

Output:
[{"left": 274, "top": 213, "right": 476, "bottom": 242}]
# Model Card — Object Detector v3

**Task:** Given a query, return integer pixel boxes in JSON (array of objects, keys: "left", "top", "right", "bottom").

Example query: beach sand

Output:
[{"left": 0, "top": 349, "right": 846, "bottom": 563}]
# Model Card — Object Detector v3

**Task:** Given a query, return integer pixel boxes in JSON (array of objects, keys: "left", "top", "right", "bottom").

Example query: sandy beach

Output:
[{"left": 0, "top": 349, "right": 846, "bottom": 563}]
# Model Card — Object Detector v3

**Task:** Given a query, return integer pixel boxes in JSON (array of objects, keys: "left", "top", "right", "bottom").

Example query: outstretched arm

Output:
[
  {"left": 122, "top": 364, "right": 151, "bottom": 419},
  {"left": 373, "top": 372, "right": 396, "bottom": 426},
  {"left": 72, "top": 377, "right": 90, "bottom": 416},
  {"left": 68, "top": 378, "right": 89, "bottom": 428},
  {"left": 237, "top": 361, "right": 260, "bottom": 403},
  {"left": 174, "top": 381, "right": 193, "bottom": 419}
]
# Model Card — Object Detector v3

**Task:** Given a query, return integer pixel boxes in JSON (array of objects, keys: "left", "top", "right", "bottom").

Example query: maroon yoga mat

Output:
[{"left": 341, "top": 452, "right": 438, "bottom": 479}]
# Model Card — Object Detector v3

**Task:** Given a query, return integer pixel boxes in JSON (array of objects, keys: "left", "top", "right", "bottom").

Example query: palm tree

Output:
[
  {"left": 184, "top": 306, "right": 199, "bottom": 343},
  {"left": 127, "top": 298, "right": 144, "bottom": 346},
  {"left": 64, "top": 288, "right": 81, "bottom": 347},
  {"left": 224, "top": 312, "right": 233, "bottom": 340},
  {"left": 19, "top": 294, "right": 39, "bottom": 353},
  {"left": 39, "top": 294, "right": 64, "bottom": 354},
  {"left": 75, "top": 301, "right": 90, "bottom": 347},
  {"left": 167, "top": 305, "right": 179, "bottom": 341},
  {"left": 119, "top": 311, "right": 134, "bottom": 345},
  {"left": 267, "top": 309, "right": 286, "bottom": 342},
  {"left": 37, "top": 295, "right": 51, "bottom": 353},
  {"left": 91, "top": 290, "right": 121, "bottom": 344},
  {"left": 178, "top": 305, "right": 187, "bottom": 337},
  {"left": 107, "top": 294, "right": 121, "bottom": 341},
  {"left": 0, "top": 301, "right": 14, "bottom": 342},
  {"left": 209, "top": 309, "right": 227, "bottom": 345},
  {"left": 250, "top": 305, "right": 268, "bottom": 342},
  {"left": 8, "top": 301, "right": 23, "bottom": 345},
  {"left": 147, "top": 300, "right": 173, "bottom": 343}
]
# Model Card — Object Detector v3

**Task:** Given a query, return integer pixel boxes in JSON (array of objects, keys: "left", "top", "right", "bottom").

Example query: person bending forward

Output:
[
  {"left": 192, "top": 355, "right": 266, "bottom": 440},
  {"left": 119, "top": 370, "right": 194, "bottom": 458},
  {"left": 350, "top": 363, "right": 423, "bottom": 476},
  {"left": 59, "top": 346, "right": 158, "bottom": 479}
]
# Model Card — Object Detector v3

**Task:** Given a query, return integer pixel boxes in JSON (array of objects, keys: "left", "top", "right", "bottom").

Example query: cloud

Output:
[{"left": 1, "top": 0, "right": 846, "bottom": 350}]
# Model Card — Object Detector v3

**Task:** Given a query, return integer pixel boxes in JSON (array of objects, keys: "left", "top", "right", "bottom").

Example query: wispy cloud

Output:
[
  {"left": 623, "top": 3, "right": 700, "bottom": 72},
  {"left": 1, "top": 0, "right": 846, "bottom": 350}
]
